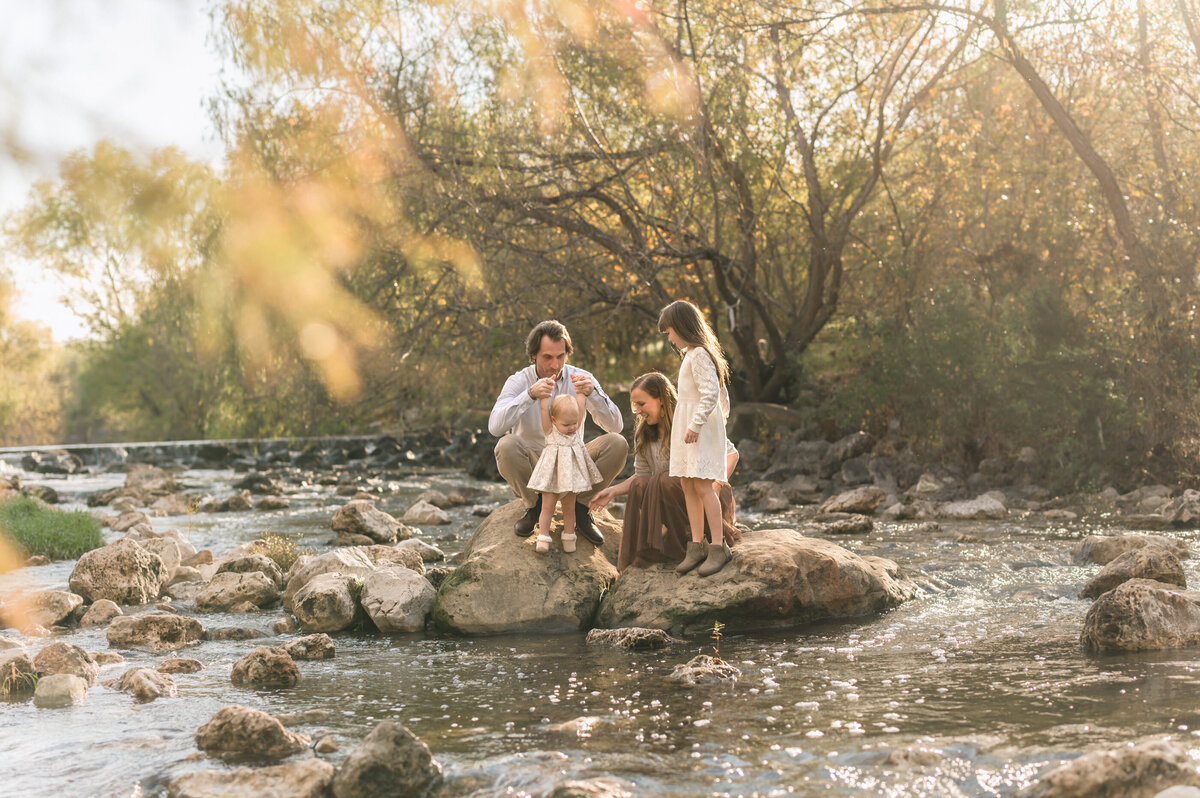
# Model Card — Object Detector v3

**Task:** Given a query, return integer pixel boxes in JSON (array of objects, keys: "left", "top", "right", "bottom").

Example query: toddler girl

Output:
[
  {"left": 658, "top": 300, "right": 733, "bottom": 576},
  {"left": 527, "top": 392, "right": 602, "bottom": 553}
]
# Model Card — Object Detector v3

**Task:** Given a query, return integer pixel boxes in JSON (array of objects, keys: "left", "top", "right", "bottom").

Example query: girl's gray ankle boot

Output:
[{"left": 676, "top": 541, "right": 708, "bottom": 575}]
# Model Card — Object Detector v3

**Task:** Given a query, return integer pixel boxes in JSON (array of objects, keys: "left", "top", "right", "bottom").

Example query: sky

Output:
[{"left": 0, "top": 0, "right": 225, "bottom": 341}]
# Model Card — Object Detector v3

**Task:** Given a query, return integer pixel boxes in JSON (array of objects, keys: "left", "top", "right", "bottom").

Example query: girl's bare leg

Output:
[
  {"left": 682, "top": 478, "right": 706, "bottom": 544},
  {"left": 536, "top": 491, "right": 556, "bottom": 553},
  {"left": 561, "top": 493, "right": 577, "bottom": 552},
  {"left": 696, "top": 479, "right": 722, "bottom": 543}
]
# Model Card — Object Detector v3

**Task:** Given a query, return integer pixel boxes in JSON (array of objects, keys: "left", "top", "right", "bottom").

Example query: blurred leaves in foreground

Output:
[{"left": 1, "top": 0, "right": 1199, "bottom": 489}]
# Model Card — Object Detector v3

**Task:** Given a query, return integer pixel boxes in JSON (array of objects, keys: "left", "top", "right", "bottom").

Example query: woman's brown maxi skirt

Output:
[{"left": 617, "top": 473, "right": 739, "bottom": 571}]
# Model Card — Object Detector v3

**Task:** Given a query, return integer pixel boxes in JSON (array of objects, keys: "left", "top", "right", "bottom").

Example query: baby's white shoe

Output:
[
  {"left": 561, "top": 533, "right": 577, "bottom": 553},
  {"left": 535, "top": 534, "right": 551, "bottom": 553}
]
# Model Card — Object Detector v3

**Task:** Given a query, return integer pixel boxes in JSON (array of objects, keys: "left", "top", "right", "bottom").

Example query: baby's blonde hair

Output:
[{"left": 550, "top": 394, "right": 580, "bottom": 424}]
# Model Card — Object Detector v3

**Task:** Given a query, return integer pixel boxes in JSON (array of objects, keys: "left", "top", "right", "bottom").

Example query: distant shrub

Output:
[
  {"left": 249, "top": 533, "right": 312, "bottom": 573},
  {"left": 0, "top": 495, "right": 104, "bottom": 560}
]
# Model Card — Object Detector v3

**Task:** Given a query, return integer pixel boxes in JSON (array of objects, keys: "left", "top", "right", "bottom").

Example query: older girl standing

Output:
[{"left": 658, "top": 300, "right": 733, "bottom": 576}]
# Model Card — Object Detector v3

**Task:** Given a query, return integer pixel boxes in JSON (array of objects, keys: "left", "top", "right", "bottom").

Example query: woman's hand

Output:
[
  {"left": 589, "top": 488, "right": 613, "bottom": 512},
  {"left": 684, "top": 429, "right": 699, "bottom": 444}
]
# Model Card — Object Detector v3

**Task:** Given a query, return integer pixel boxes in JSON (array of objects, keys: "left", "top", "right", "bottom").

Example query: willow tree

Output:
[{"left": 212, "top": 0, "right": 976, "bottom": 401}]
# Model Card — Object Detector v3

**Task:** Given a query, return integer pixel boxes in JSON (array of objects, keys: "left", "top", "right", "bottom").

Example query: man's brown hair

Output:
[{"left": 525, "top": 320, "right": 574, "bottom": 359}]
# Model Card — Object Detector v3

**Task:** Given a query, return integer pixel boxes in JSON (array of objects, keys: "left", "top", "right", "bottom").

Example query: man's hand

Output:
[
  {"left": 570, "top": 373, "right": 594, "bottom": 397},
  {"left": 528, "top": 376, "right": 555, "bottom": 400},
  {"left": 588, "top": 487, "right": 613, "bottom": 512},
  {"left": 684, "top": 429, "right": 699, "bottom": 444}
]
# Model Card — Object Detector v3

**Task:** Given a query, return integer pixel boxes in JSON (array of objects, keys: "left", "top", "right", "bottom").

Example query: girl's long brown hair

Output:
[
  {"left": 631, "top": 372, "right": 676, "bottom": 462},
  {"left": 657, "top": 300, "right": 730, "bottom": 385}
]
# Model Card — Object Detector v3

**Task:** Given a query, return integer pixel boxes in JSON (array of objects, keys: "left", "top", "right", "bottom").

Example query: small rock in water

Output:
[
  {"left": 210, "top": 626, "right": 269, "bottom": 641},
  {"left": 1019, "top": 738, "right": 1200, "bottom": 797},
  {"left": 954, "top": 532, "right": 983, "bottom": 543},
  {"left": 160, "top": 658, "right": 203, "bottom": 674},
  {"left": 282, "top": 633, "right": 335, "bottom": 660},
  {"left": 194, "top": 705, "right": 311, "bottom": 761},
  {"left": 669, "top": 654, "right": 741, "bottom": 685},
  {"left": 331, "top": 720, "right": 442, "bottom": 798},
  {"left": 883, "top": 746, "right": 944, "bottom": 767},
  {"left": 24, "top": 555, "right": 50, "bottom": 567},
  {"left": 33, "top": 673, "right": 89, "bottom": 708},
  {"left": 79, "top": 599, "right": 123, "bottom": 628},
  {"left": 820, "top": 513, "right": 873, "bottom": 534},
  {"left": 314, "top": 735, "right": 338, "bottom": 753},
  {"left": 271, "top": 616, "right": 299, "bottom": 634},
  {"left": 274, "top": 708, "right": 331, "bottom": 725},
  {"left": 230, "top": 646, "right": 300, "bottom": 688},
  {"left": 167, "top": 758, "right": 334, "bottom": 798},
  {"left": 33, "top": 642, "right": 98, "bottom": 686},
  {"left": 90, "top": 651, "right": 126, "bottom": 666},
  {"left": 586, "top": 628, "right": 677, "bottom": 651},
  {"left": 104, "top": 667, "right": 177, "bottom": 702}
]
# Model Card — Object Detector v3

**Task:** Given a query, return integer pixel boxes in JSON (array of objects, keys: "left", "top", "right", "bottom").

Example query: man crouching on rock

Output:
[{"left": 489, "top": 320, "right": 628, "bottom": 545}]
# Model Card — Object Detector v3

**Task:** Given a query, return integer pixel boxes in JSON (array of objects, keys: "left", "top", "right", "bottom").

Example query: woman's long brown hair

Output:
[
  {"left": 657, "top": 300, "right": 730, "bottom": 385},
  {"left": 631, "top": 372, "right": 676, "bottom": 463}
]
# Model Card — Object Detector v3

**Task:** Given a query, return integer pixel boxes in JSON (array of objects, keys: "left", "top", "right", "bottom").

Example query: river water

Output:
[{"left": 2, "top": 464, "right": 1199, "bottom": 797}]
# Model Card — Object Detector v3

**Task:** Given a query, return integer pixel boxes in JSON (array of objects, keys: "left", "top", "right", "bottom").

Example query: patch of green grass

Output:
[
  {"left": 0, "top": 495, "right": 104, "bottom": 561},
  {"left": 249, "top": 532, "right": 313, "bottom": 574},
  {"left": 0, "top": 662, "right": 38, "bottom": 697}
]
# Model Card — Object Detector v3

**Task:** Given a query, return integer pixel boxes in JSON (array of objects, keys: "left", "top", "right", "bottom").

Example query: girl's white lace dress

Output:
[
  {"left": 669, "top": 346, "right": 730, "bottom": 481},
  {"left": 528, "top": 427, "right": 602, "bottom": 494}
]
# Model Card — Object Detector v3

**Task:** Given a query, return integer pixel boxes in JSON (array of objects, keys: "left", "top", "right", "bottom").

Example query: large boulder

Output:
[
  {"left": 230, "top": 646, "right": 300, "bottom": 688},
  {"left": 1019, "top": 739, "right": 1200, "bottom": 798},
  {"left": 431, "top": 502, "right": 618, "bottom": 635},
  {"left": 1080, "top": 547, "right": 1186, "bottom": 600},
  {"left": 818, "top": 486, "right": 886, "bottom": 515},
  {"left": 24, "top": 590, "right": 84, "bottom": 628},
  {"left": 194, "top": 705, "right": 311, "bottom": 761},
  {"left": 331, "top": 720, "right": 442, "bottom": 798},
  {"left": 33, "top": 642, "right": 98, "bottom": 686},
  {"left": 282, "top": 548, "right": 378, "bottom": 611},
  {"left": 107, "top": 613, "right": 205, "bottom": 652},
  {"left": 33, "top": 673, "right": 88, "bottom": 708},
  {"left": 1073, "top": 534, "right": 1189, "bottom": 565},
  {"left": 331, "top": 501, "right": 409, "bottom": 544},
  {"left": 596, "top": 528, "right": 915, "bottom": 634},
  {"left": 167, "top": 758, "right": 334, "bottom": 798},
  {"left": 216, "top": 553, "right": 285, "bottom": 589},
  {"left": 293, "top": 573, "right": 359, "bottom": 633},
  {"left": 69, "top": 538, "right": 167, "bottom": 604},
  {"left": 938, "top": 494, "right": 1007, "bottom": 520},
  {"left": 361, "top": 567, "right": 436, "bottom": 633},
  {"left": 104, "top": 666, "right": 177, "bottom": 702},
  {"left": 194, "top": 572, "right": 280, "bottom": 612},
  {"left": 1081, "top": 579, "right": 1200, "bottom": 652}
]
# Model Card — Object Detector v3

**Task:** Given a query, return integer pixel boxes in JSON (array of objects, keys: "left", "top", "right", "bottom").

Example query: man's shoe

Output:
[
  {"left": 515, "top": 498, "right": 541, "bottom": 537},
  {"left": 574, "top": 503, "right": 604, "bottom": 546},
  {"left": 676, "top": 541, "right": 708, "bottom": 575},
  {"left": 696, "top": 540, "right": 732, "bottom": 577}
]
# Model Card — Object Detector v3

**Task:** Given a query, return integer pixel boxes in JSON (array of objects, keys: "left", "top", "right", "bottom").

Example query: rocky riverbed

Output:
[{"left": 4, "top": 425, "right": 1200, "bottom": 797}]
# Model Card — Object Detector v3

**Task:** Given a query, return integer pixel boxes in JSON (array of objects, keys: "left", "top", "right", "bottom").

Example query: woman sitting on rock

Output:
[{"left": 588, "top": 372, "right": 740, "bottom": 572}]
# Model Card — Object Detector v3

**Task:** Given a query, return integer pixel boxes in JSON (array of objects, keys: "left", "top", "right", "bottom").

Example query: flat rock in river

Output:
[
  {"left": 431, "top": 501, "right": 618, "bottom": 635},
  {"left": 596, "top": 528, "right": 915, "bottom": 634}
]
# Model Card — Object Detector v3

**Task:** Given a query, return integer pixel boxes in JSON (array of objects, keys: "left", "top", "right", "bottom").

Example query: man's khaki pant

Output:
[{"left": 494, "top": 432, "right": 629, "bottom": 508}]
